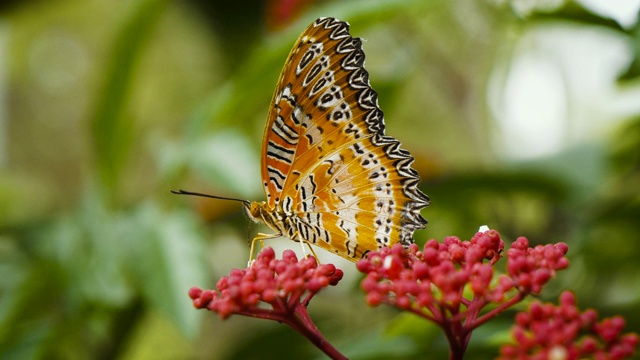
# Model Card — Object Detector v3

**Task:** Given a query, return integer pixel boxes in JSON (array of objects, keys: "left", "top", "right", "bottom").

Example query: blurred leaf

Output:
[
  {"left": 610, "top": 116, "right": 640, "bottom": 173},
  {"left": 338, "top": 328, "right": 416, "bottom": 360},
  {"left": 0, "top": 319, "right": 49, "bottom": 360},
  {"left": 127, "top": 202, "right": 208, "bottom": 339},
  {"left": 518, "top": 142, "right": 608, "bottom": 202},
  {"left": 90, "top": 0, "right": 168, "bottom": 201},
  {"left": 224, "top": 323, "right": 316, "bottom": 359},
  {"left": 0, "top": 172, "right": 53, "bottom": 227},
  {"left": 425, "top": 169, "right": 568, "bottom": 242},
  {"left": 119, "top": 311, "right": 191, "bottom": 360},
  {"left": 0, "top": 241, "right": 51, "bottom": 359},
  {"left": 187, "top": 131, "right": 262, "bottom": 198},
  {"left": 465, "top": 320, "right": 513, "bottom": 357},
  {"left": 619, "top": 21, "right": 640, "bottom": 81},
  {"left": 528, "top": 1, "right": 625, "bottom": 31},
  {"left": 385, "top": 312, "right": 440, "bottom": 344},
  {"left": 49, "top": 193, "right": 135, "bottom": 307},
  {"left": 312, "top": 0, "right": 436, "bottom": 25},
  {"left": 523, "top": 0, "right": 639, "bottom": 82}
]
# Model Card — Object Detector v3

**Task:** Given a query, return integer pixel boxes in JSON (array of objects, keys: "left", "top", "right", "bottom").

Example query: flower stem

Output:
[
  {"left": 284, "top": 304, "right": 347, "bottom": 360},
  {"left": 441, "top": 317, "right": 468, "bottom": 360},
  {"left": 471, "top": 291, "right": 525, "bottom": 330}
]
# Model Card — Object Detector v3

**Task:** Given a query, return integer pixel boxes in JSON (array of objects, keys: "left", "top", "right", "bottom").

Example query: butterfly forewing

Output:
[
  {"left": 261, "top": 18, "right": 344, "bottom": 206},
  {"left": 260, "top": 17, "right": 429, "bottom": 261}
]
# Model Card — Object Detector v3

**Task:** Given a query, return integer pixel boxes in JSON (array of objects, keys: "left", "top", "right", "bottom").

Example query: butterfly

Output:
[{"left": 174, "top": 17, "right": 429, "bottom": 262}]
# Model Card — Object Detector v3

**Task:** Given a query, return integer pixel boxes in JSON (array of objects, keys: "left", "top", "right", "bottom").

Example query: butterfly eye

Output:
[{"left": 245, "top": 202, "right": 263, "bottom": 222}]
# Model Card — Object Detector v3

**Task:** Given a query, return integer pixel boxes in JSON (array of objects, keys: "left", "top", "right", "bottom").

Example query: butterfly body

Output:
[{"left": 249, "top": 17, "right": 429, "bottom": 261}]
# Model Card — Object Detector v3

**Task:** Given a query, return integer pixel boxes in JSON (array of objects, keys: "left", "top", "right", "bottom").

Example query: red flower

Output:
[
  {"left": 356, "top": 230, "right": 570, "bottom": 360},
  {"left": 506, "top": 237, "right": 569, "bottom": 294},
  {"left": 499, "top": 291, "right": 639, "bottom": 359},
  {"left": 189, "top": 247, "right": 346, "bottom": 360}
]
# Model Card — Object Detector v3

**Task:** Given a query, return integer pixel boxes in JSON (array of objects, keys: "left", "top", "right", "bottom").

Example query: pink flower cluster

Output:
[
  {"left": 356, "top": 230, "right": 569, "bottom": 358},
  {"left": 500, "top": 291, "right": 639, "bottom": 359},
  {"left": 188, "top": 247, "right": 347, "bottom": 360},
  {"left": 189, "top": 247, "right": 343, "bottom": 319},
  {"left": 507, "top": 237, "right": 569, "bottom": 294},
  {"left": 357, "top": 231, "right": 568, "bottom": 315}
]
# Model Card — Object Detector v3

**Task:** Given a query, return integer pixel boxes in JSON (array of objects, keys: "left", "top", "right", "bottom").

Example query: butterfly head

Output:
[{"left": 244, "top": 201, "right": 268, "bottom": 223}]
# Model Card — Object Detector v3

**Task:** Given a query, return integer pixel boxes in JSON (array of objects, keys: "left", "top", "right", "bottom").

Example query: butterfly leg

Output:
[
  {"left": 248, "top": 232, "right": 281, "bottom": 266},
  {"left": 290, "top": 231, "right": 321, "bottom": 264},
  {"left": 304, "top": 242, "right": 321, "bottom": 264}
]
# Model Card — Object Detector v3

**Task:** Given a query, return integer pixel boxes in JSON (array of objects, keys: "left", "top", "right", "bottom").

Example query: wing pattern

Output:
[{"left": 259, "top": 17, "right": 429, "bottom": 260}]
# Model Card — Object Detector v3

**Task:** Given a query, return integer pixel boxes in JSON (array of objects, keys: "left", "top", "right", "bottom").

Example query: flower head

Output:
[
  {"left": 499, "top": 291, "right": 639, "bottom": 359},
  {"left": 357, "top": 230, "right": 570, "bottom": 358},
  {"left": 189, "top": 247, "right": 343, "bottom": 319},
  {"left": 358, "top": 230, "right": 568, "bottom": 314},
  {"left": 506, "top": 237, "right": 569, "bottom": 294},
  {"left": 189, "top": 247, "right": 347, "bottom": 359}
]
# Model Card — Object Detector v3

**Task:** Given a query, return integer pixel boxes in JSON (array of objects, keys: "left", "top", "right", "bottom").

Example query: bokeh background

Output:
[{"left": 2, "top": 0, "right": 640, "bottom": 359}]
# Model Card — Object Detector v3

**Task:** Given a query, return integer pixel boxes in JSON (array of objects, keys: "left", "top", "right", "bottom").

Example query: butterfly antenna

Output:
[{"left": 171, "top": 189, "right": 250, "bottom": 205}]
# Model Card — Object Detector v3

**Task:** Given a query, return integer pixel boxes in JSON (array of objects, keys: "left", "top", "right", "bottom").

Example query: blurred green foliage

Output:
[{"left": 1, "top": 0, "right": 639, "bottom": 359}]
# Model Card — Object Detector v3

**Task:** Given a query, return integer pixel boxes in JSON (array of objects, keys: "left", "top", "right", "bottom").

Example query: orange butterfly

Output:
[{"left": 175, "top": 17, "right": 429, "bottom": 262}]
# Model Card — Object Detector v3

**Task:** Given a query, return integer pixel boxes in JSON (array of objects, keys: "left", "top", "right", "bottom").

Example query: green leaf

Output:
[
  {"left": 128, "top": 202, "right": 209, "bottom": 339},
  {"left": 187, "top": 130, "right": 262, "bottom": 198},
  {"left": 90, "top": 0, "right": 168, "bottom": 200}
]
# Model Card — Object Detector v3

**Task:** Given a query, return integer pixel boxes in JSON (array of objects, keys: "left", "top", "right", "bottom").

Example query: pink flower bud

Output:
[
  {"left": 512, "top": 237, "right": 529, "bottom": 249},
  {"left": 581, "top": 336, "right": 598, "bottom": 353},
  {"left": 501, "top": 291, "right": 639, "bottom": 359},
  {"left": 189, "top": 286, "right": 203, "bottom": 300},
  {"left": 366, "top": 291, "right": 383, "bottom": 306}
]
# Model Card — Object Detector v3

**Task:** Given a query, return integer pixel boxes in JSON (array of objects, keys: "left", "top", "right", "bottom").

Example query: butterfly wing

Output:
[{"left": 261, "top": 17, "right": 429, "bottom": 260}]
